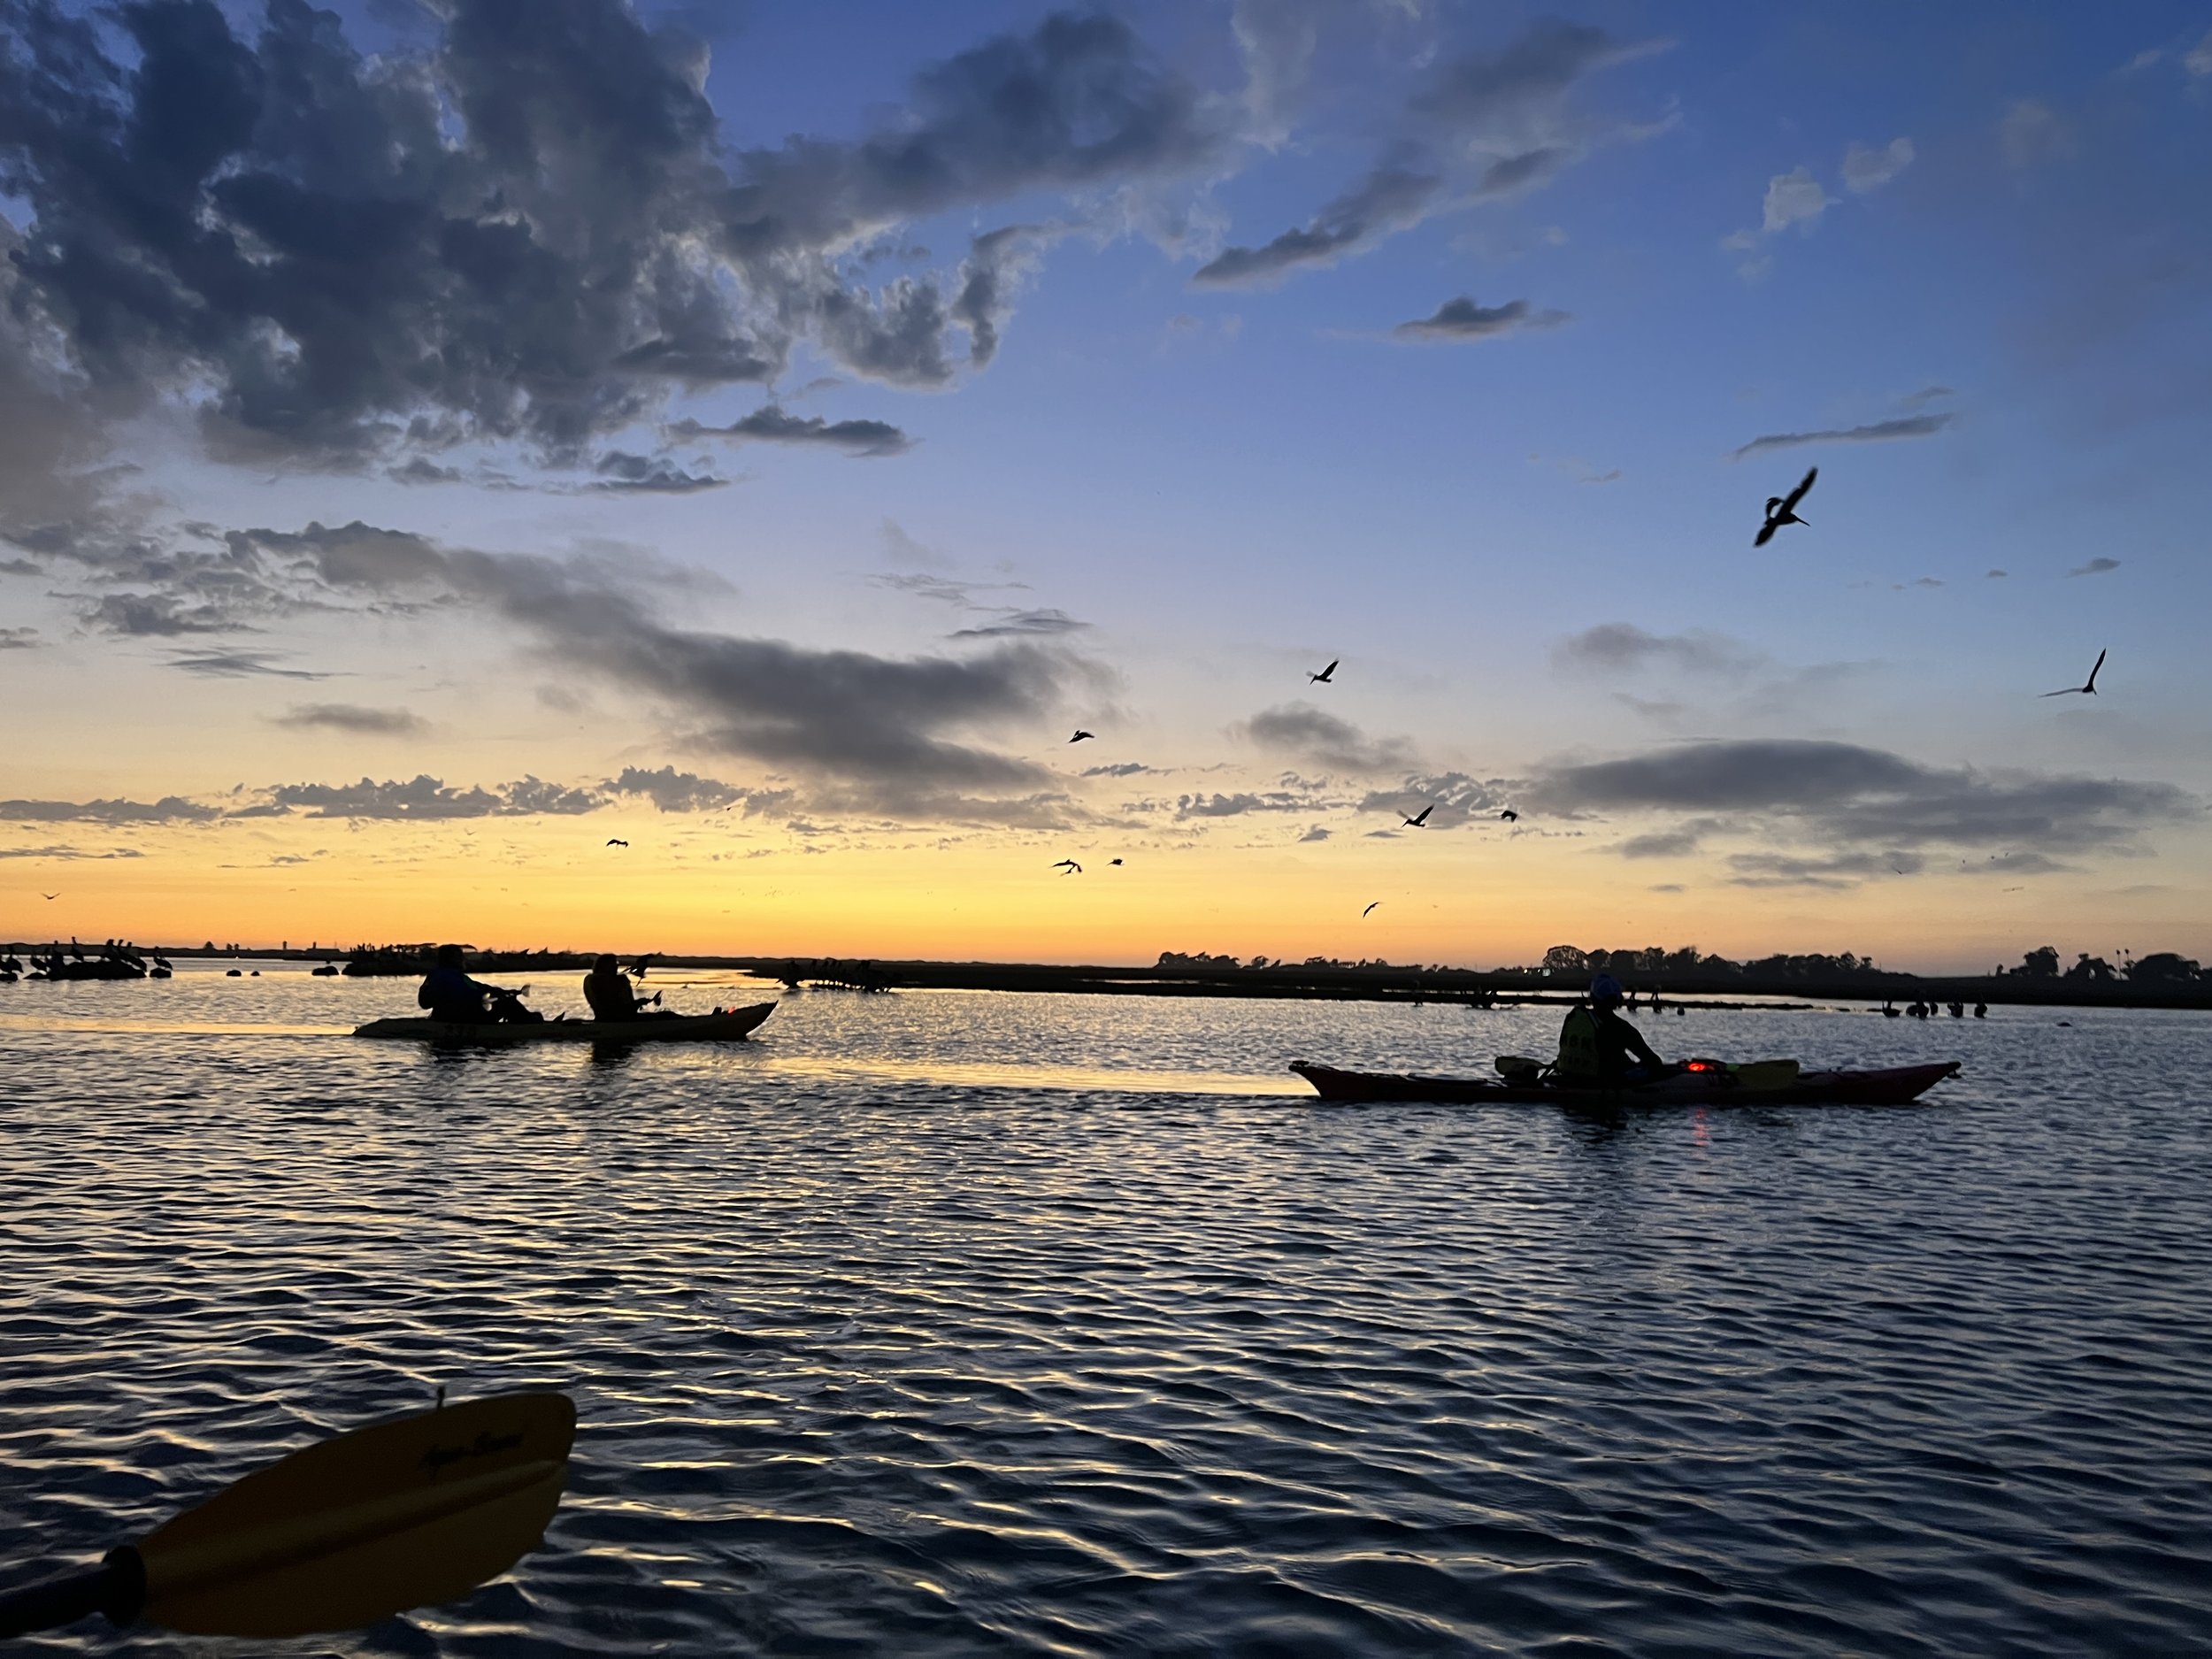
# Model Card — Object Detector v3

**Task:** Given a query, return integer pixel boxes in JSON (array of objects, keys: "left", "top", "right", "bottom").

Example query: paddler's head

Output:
[
  {"left": 594, "top": 953, "right": 618, "bottom": 974},
  {"left": 436, "top": 943, "right": 465, "bottom": 970},
  {"left": 1588, "top": 972, "right": 1625, "bottom": 1009}
]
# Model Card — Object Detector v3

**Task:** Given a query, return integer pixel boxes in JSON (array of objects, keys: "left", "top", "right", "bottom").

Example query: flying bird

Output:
[
  {"left": 1499, "top": 810, "right": 1519, "bottom": 822},
  {"left": 41, "top": 893, "right": 58, "bottom": 901},
  {"left": 1109, "top": 857, "right": 1124, "bottom": 865},
  {"left": 1070, "top": 729, "right": 1095, "bottom": 743},
  {"left": 605, "top": 838, "right": 628, "bottom": 847},
  {"left": 1053, "top": 858, "right": 1083, "bottom": 874},
  {"left": 1363, "top": 901, "right": 1381, "bottom": 918},
  {"left": 1309, "top": 659, "right": 1339, "bottom": 684},
  {"left": 2040, "top": 648, "right": 2107, "bottom": 697},
  {"left": 1402, "top": 804, "right": 1433, "bottom": 828},
  {"left": 1754, "top": 467, "right": 1816, "bottom": 547}
]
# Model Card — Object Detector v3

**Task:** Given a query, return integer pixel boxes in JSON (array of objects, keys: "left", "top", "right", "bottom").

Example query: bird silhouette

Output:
[
  {"left": 1754, "top": 467, "right": 1816, "bottom": 547},
  {"left": 1363, "top": 901, "right": 1381, "bottom": 918},
  {"left": 605, "top": 838, "right": 628, "bottom": 847},
  {"left": 1309, "top": 658, "right": 1339, "bottom": 684},
  {"left": 1109, "top": 857, "right": 1124, "bottom": 865},
  {"left": 40, "top": 892, "right": 58, "bottom": 901},
  {"left": 630, "top": 954, "right": 652, "bottom": 977},
  {"left": 1053, "top": 858, "right": 1082, "bottom": 874},
  {"left": 1402, "top": 804, "right": 1433, "bottom": 828},
  {"left": 1499, "top": 810, "right": 1518, "bottom": 822},
  {"left": 1070, "top": 729, "right": 1094, "bottom": 743},
  {"left": 2041, "top": 648, "right": 2107, "bottom": 697}
]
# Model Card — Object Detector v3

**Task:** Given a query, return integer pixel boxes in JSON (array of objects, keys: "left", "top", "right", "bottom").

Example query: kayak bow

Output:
[{"left": 1290, "top": 1059, "right": 1961, "bottom": 1106}]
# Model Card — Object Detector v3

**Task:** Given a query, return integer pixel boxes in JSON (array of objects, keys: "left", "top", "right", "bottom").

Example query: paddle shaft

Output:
[{"left": 0, "top": 1548, "right": 143, "bottom": 1639}]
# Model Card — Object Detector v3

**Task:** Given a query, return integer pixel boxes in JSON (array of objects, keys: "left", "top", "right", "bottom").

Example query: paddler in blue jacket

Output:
[
  {"left": 418, "top": 943, "right": 503, "bottom": 1023},
  {"left": 1555, "top": 972, "right": 1668, "bottom": 1082}
]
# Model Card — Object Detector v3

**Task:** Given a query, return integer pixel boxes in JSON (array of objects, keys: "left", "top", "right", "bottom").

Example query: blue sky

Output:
[{"left": 1, "top": 1, "right": 2207, "bottom": 968}]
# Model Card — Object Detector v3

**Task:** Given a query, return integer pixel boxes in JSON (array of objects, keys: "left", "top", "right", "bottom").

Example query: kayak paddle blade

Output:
[{"left": 134, "top": 1391, "right": 574, "bottom": 1638}]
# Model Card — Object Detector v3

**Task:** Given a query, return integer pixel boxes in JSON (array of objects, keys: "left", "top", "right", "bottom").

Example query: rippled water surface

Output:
[{"left": 4, "top": 964, "right": 2209, "bottom": 1655}]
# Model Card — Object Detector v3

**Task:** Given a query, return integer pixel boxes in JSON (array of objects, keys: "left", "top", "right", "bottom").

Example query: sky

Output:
[{"left": 1, "top": 0, "right": 2208, "bottom": 972}]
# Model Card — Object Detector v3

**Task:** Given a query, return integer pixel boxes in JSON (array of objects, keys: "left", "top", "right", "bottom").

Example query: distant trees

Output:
[
  {"left": 1542, "top": 945, "right": 1587, "bottom": 974},
  {"left": 2064, "top": 953, "right": 2117, "bottom": 983},
  {"left": 2017, "top": 946, "right": 2062, "bottom": 979},
  {"left": 2130, "top": 952, "right": 2201, "bottom": 984}
]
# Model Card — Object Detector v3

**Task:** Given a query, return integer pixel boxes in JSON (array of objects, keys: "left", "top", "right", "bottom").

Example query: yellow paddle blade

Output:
[{"left": 136, "top": 1391, "right": 573, "bottom": 1639}]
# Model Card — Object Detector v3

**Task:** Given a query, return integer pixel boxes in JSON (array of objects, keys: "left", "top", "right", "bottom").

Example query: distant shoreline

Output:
[{"left": 12, "top": 943, "right": 2208, "bottom": 1011}]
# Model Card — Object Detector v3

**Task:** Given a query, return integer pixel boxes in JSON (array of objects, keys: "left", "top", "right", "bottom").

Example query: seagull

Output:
[
  {"left": 1402, "top": 804, "right": 1433, "bottom": 828},
  {"left": 1309, "top": 658, "right": 1339, "bottom": 684},
  {"left": 1070, "top": 729, "right": 1094, "bottom": 743},
  {"left": 1499, "top": 810, "right": 1518, "bottom": 822},
  {"left": 630, "top": 954, "right": 653, "bottom": 978},
  {"left": 1754, "top": 467, "right": 1816, "bottom": 547},
  {"left": 1363, "top": 901, "right": 1381, "bottom": 918},
  {"left": 40, "top": 893, "right": 58, "bottom": 901},
  {"left": 2041, "top": 648, "right": 2107, "bottom": 697},
  {"left": 605, "top": 838, "right": 628, "bottom": 847},
  {"left": 1053, "top": 858, "right": 1082, "bottom": 874},
  {"left": 1109, "top": 857, "right": 1124, "bottom": 865}
]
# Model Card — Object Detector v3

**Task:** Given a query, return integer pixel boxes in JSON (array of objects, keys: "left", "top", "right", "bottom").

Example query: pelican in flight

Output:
[
  {"left": 1363, "top": 901, "right": 1381, "bottom": 918},
  {"left": 1402, "top": 803, "right": 1433, "bottom": 828},
  {"left": 1053, "top": 858, "right": 1083, "bottom": 875},
  {"left": 40, "top": 892, "right": 58, "bottom": 901},
  {"left": 1754, "top": 467, "right": 1816, "bottom": 547},
  {"left": 605, "top": 838, "right": 628, "bottom": 847},
  {"left": 1309, "top": 659, "right": 1339, "bottom": 684},
  {"left": 2041, "top": 649, "right": 2107, "bottom": 697},
  {"left": 1499, "top": 810, "right": 1519, "bottom": 823},
  {"left": 1070, "top": 729, "right": 1095, "bottom": 743}
]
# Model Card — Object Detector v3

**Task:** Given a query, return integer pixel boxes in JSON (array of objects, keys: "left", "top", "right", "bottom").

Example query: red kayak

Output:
[{"left": 1290, "top": 1059, "right": 1961, "bottom": 1107}]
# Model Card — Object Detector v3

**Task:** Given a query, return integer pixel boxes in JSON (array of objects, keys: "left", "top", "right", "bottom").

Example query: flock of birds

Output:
[
  {"left": 562, "top": 468, "right": 2108, "bottom": 926},
  {"left": 1035, "top": 467, "right": 2110, "bottom": 916}
]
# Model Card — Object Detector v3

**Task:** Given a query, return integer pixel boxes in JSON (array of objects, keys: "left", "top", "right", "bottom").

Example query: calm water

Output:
[{"left": 2, "top": 964, "right": 2208, "bottom": 1656}]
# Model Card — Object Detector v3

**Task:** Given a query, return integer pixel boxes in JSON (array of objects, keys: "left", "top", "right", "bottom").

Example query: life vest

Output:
[{"left": 1556, "top": 1003, "right": 1602, "bottom": 1077}]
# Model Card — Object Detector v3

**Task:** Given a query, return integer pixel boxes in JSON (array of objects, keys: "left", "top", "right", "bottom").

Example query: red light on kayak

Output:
[{"left": 1683, "top": 1059, "right": 1720, "bottom": 1071}]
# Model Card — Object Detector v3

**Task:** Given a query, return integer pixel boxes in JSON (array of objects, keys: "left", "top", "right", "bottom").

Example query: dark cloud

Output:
[
  {"left": 272, "top": 703, "right": 429, "bottom": 736},
  {"left": 1393, "top": 296, "right": 1570, "bottom": 342},
  {"left": 86, "top": 593, "right": 234, "bottom": 636},
  {"left": 2068, "top": 557, "right": 2121, "bottom": 578},
  {"left": 1532, "top": 740, "right": 2195, "bottom": 861},
  {"left": 0, "top": 3, "right": 1216, "bottom": 464},
  {"left": 267, "top": 774, "right": 600, "bottom": 819},
  {"left": 1726, "top": 851, "right": 1916, "bottom": 890},
  {"left": 0, "top": 626, "right": 41, "bottom": 648},
  {"left": 602, "top": 764, "right": 782, "bottom": 814},
  {"left": 1554, "top": 625, "right": 1766, "bottom": 680},
  {"left": 949, "top": 608, "right": 1090, "bottom": 640},
  {"left": 670, "top": 406, "right": 911, "bottom": 457},
  {"left": 1191, "top": 164, "right": 1441, "bottom": 288},
  {"left": 952, "top": 224, "right": 1055, "bottom": 369},
  {"left": 209, "top": 520, "right": 1095, "bottom": 815},
  {"left": 0, "top": 844, "right": 145, "bottom": 859},
  {"left": 1, "top": 795, "right": 219, "bottom": 824},
  {"left": 1728, "top": 414, "right": 1953, "bottom": 461},
  {"left": 165, "top": 651, "right": 327, "bottom": 679},
  {"left": 1900, "top": 384, "right": 1955, "bottom": 409},
  {"left": 590, "top": 452, "right": 727, "bottom": 493},
  {"left": 1081, "top": 762, "right": 1156, "bottom": 778},
  {"left": 388, "top": 458, "right": 465, "bottom": 486},
  {"left": 1241, "top": 702, "right": 1414, "bottom": 773},
  {"left": 1297, "top": 824, "right": 1330, "bottom": 842},
  {"left": 1175, "top": 790, "right": 1317, "bottom": 818}
]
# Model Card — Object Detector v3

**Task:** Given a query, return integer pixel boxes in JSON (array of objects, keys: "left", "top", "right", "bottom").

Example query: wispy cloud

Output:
[
  {"left": 1841, "top": 136, "right": 1915, "bottom": 194},
  {"left": 1728, "top": 412, "right": 1952, "bottom": 460},
  {"left": 670, "top": 407, "right": 911, "bottom": 457},
  {"left": 1392, "top": 296, "right": 1570, "bottom": 342},
  {"left": 2068, "top": 557, "right": 2122, "bottom": 578},
  {"left": 273, "top": 703, "right": 429, "bottom": 736}
]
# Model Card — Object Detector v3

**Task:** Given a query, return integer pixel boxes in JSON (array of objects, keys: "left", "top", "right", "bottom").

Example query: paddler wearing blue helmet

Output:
[{"left": 1555, "top": 971, "right": 1668, "bottom": 1083}]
